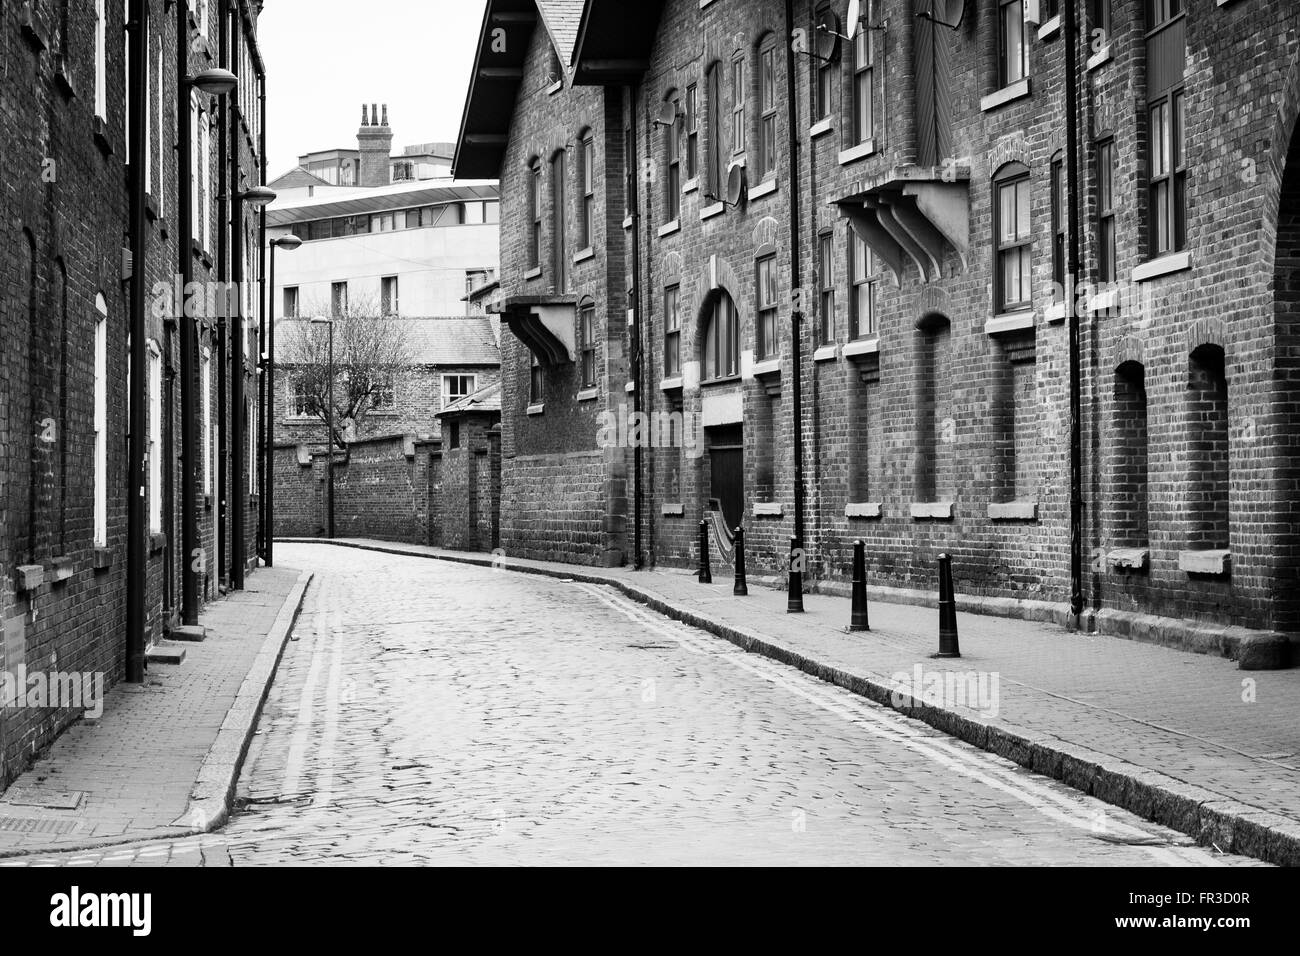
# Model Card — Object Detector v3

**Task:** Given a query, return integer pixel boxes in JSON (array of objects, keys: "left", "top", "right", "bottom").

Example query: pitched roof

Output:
[
  {"left": 536, "top": 0, "right": 584, "bottom": 68},
  {"left": 571, "top": 0, "right": 666, "bottom": 85},
  {"left": 278, "top": 316, "right": 500, "bottom": 367},
  {"left": 269, "top": 166, "right": 334, "bottom": 190},
  {"left": 437, "top": 378, "right": 502, "bottom": 418}
]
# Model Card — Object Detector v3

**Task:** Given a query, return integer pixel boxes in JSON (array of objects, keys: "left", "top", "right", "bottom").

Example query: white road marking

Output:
[{"left": 281, "top": 587, "right": 330, "bottom": 797}]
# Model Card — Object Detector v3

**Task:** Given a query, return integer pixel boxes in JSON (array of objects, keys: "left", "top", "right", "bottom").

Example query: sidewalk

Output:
[
  {"left": 0, "top": 566, "right": 311, "bottom": 858},
  {"left": 285, "top": 537, "right": 1300, "bottom": 866}
]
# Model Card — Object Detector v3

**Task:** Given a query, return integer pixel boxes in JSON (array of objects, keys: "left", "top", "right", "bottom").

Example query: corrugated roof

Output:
[
  {"left": 266, "top": 181, "right": 500, "bottom": 226},
  {"left": 438, "top": 378, "right": 502, "bottom": 417},
  {"left": 278, "top": 316, "right": 500, "bottom": 367}
]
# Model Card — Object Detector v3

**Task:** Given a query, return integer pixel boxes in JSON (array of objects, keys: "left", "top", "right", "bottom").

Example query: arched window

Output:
[
  {"left": 664, "top": 92, "right": 681, "bottom": 221},
  {"left": 915, "top": 313, "right": 953, "bottom": 503},
  {"left": 578, "top": 297, "right": 597, "bottom": 388},
  {"left": 755, "top": 249, "right": 778, "bottom": 359},
  {"left": 730, "top": 54, "right": 746, "bottom": 157},
  {"left": 757, "top": 35, "right": 779, "bottom": 178},
  {"left": 579, "top": 130, "right": 595, "bottom": 249},
  {"left": 550, "top": 149, "right": 568, "bottom": 292},
  {"left": 705, "top": 62, "right": 724, "bottom": 196},
  {"left": 703, "top": 289, "right": 740, "bottom": 381},
  {"left": 849, "top": 5, "right": 874, "bottom": 145},
  {"left": 818, "top": 229, "right": 836, "bottom": 345},
  {"left": 1113, "top": 361, "right": 1149, "bottom": 548},
  {"left": 1187, "top": 344, "right": 1229, "bottom": 551},
  {"left": 664, "top": 283, "right": 682, "bottom": 377},
  {"left": 993, "top": 161, "right": 1031, "bottom": 313},
  {"left": 1050, "top": 150, "right": 1065, "bottom": 301},
  {"left": 527, "top": 157, "right": 542, "bottom": 269},
  {"left": 1095, "top": 133, "right": 1117, "bottom": 286}
]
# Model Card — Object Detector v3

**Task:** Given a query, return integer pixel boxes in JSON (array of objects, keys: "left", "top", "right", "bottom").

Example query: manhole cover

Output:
[{"left": 1, "top": 787, "right": 85, "bottom": 810}]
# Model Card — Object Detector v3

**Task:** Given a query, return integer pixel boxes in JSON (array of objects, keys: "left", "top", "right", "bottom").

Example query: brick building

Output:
[
  {"left": 455, "top": 0, "right": 1300, "bottom": 660},
  {"left": 1, "top": 0, "right": 269, "bottom": 789}
]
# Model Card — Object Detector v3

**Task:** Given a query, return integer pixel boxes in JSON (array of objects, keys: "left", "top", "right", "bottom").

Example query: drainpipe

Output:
[
  {"left": 126, "top": 0, "right": 148, "bottom": 682},
  {"left": 629, "top": 83, "right": 644, "bottom": 569},
  {"left": 1065, "top": 0, "right": 1084, "bottom": 620},
  {"left": 230, "top": 14, "right": 246, "bottom": 590},
  {"left": 216, "top": 0, "right": 229, "bottom": 591},
  {"left": 257, "top": 75, "right": 268, "bottom": 565},
  {"left": 177, "top": 0, "right": 200, "bottom": 625},
  {"left": 785, "top": 0, "right": 807, "bottom": 591}
]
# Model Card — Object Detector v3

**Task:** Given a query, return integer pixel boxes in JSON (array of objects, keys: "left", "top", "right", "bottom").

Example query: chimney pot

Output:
[
  {"left": 381, "top": 103, "right": 388, "bottom": 126},
  {"left": 360, "top": 103, "right": 368, "bottom": 126},
  {"left": 371, "top": 103, "right": 378, "bottom": 126}
]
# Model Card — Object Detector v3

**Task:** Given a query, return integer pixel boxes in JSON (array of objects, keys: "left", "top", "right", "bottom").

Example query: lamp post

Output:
[
  {"left": 263, "top": 234, "right": 301, "bottom": 567},
  {"left": 310, "top": 316, "right": 335, "bottom": 539},
  {"left": 177, "top": 55, "right": 238, "bottom": 625}
]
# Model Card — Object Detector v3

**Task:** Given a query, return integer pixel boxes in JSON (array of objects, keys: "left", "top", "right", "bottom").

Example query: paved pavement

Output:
[
  {"left": 0, "top": 567, "right": 305, "bottom": 855},
  {"left": 1, "top": 544, "right": 1262, "bottom": 866}
]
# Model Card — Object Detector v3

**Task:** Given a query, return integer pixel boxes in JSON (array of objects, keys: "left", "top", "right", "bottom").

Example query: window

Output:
[
  {"left": 381, "top": 276, "right": 399, "bottom": 316},
  {"left": 529, "top": 159, "right": 542, "bottom": 269},
  {"left": 157, "top": 40, "right": 165, "bottom": 216},
  {"left": 849, "top": 230, "right": 876, "bottom": 338},
  {"left": 442, "top": 374, "right": 476, "bottom": 407},
  {"left": 580, "top": 133, "right": 595, "bottom": 248},
  {"left": 994, "top": 164, "right": 1032, "bottom": 312},
  {"left": 94, "top": 295, "right": 108, "bottom": 546},
  {"left": 1148, "top": 91, "right": 1185, "bottom": 256},
  {"left": 199, "top": 107, "right": 211, "bottom": 250},
  {"left": 815, "top": 5, "right": 833, "bottom": 121},
  {"left": 818, "top": 232, "right": 835, "bottom": 345},
  {"left": 449, "top": 421, "right": 461, "bottom": 449},
  {"left": 529, "top": 353, "right": 544, "bottom": 404},
  {"left": 144, "top": 19, "right": 152, "bottom": 192},
  {"left": 665, "top": 96, "right": 681, "bottom": 221},
  {"left": 372, "top": 375, "right": 396, "bottom": 411},
  {"left": 202, "top": 349, "right": 212, "bottom": 496},
  {"left": 1187, "top": 344, "right": 1228, "bottom": 550},
  {"left": 707, "top": 64, "right": 725, "bottom": 195},
  {"left": 94, "top": 0, "right": 107, "bottom": 120},
  {"left": 759, "top": 42, "right": 778, "bottom": 178},
  {"left": 290, "top": 377, "right": 314, "bottom": 418},
  {"left": 998, "top": 0, "right": 1027, "bottom": 88},
  {"left": 1051, "top": 153, "right": 1065, "bottom": 302},
  {"left": 1113, "top": 362, "right": 1148, "bottom": 547},
  {"left": 664, "top": 285, "right": 682, "bottom": 377},
  {"left": 249, "top": 405, "right": 257, "bottom": 495},
  {"left": 685, "top": 84, "right": 699, "bottom": 180},
  {"left": 465, "top": 270, "right": 490, "bottom": 295},
  {"left": 1096, "top": 137, "right": 1117, "bottom": 284},
  {"left": 731, "top": 57, "right": 746, "bottom": 155},
  {"left": 915, "top": 316, "right": 954, "bottom": 502},
  {"left": 704, "top": 290, "right": 740, "bottom": 380},
  {"left": 551, "top": 150, "right": 568, "bottom": 291},
  {"left": 283, "top": 286, "right": 299, "bottom": 319},
  {"left": 756, "top": 254, "right": 778, "bottom": 359},
  {"left": 851, "top": 20, "right": 874, "bottom": 144},
  {"left": 578, "top": 301, "right": 597, "bottom": 388},
  {"left": 148, "top": 344, "right": 162, "bottom": 534},
  {"left": 1092, "top": 0, "right": 1112, "bottom": 40},
  {"left": 331, "top": 281, "right": 348, "bottom": 316}
]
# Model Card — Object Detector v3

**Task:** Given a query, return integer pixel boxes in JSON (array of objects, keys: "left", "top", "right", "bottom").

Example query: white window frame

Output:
[
  {"left": 148, "top": 341, "right": 162, "bottom": 534},
  {"left": 441, "top": 374, "right": 477, "bottom": 408},
  {"left": 94, "top": 295, "right": 109, "bottom": 546},
  {"left": 94, "top": 0, "right": 107, "bottom": 121},
  {"left": 202, "top": 348, "right": 212, "bottom": 495}
]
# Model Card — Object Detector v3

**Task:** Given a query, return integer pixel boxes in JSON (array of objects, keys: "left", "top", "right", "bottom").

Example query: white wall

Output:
[{"left": 268, "top": 221, "right": 499, "bottom": 317}]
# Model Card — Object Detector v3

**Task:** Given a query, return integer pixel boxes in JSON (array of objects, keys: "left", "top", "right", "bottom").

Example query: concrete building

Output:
[
  {"left": 1, "top": 0, "right": 269, "bottom": 790},
  {"left": 455, "top": 0, "right": 1300, "bottom": 662}
]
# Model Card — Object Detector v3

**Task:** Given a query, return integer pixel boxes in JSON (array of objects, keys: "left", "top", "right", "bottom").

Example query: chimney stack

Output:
[{"left": 357, "top": 102, "right": 393, "bottom": 187}]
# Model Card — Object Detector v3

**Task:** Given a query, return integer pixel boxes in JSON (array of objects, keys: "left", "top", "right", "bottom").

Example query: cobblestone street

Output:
[{"left": 3, "top": 544, "right": 1263, "bottom": 867}]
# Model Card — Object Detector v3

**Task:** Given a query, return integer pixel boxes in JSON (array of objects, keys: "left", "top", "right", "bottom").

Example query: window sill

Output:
[
  {"left": 809, "top": 118, "right": 833, "bottom": 139},
  {"left": 1178, "top": 549, "right": 1231, "bottom": 577},
  {"left": 625, "top": 381, "right": 636, "bottom": 393},
  {"left": 701, "top": 374, "right": 742, "bottom": 387},
  {"left": 660, "top": 376, "right": 683, "bottom": 391},
  {"left": 526, "top": 403, "right": 545, "bottom": 416},
  {"left": 576, "top": 387, "right": 598, "bottom": 402},
  {"left": 546, "top": 79, "right": 563, "bottom": 95},
  {"left": 204, "top": 494, "right": 213, "bottom": 510},
  {"left": 980, "top": 77, "right": 1032, "bottom": 113},
  {"left": 985, "top": 310, "right": 1035, "bottom": 336},
  {"left": 524, "top": 266, "right": 543, "bottom": 281},
  {"left": 657, "top": 219, "right": 680, "bottom": 238},
  {"left": 1045, "top": 302, "right": 1067, "bottom": 324},
  {"left": 93, "top": 546, "right": 113, "bottom": 571},
  {"left": 911, "top": 502, "right": 955, "bottom": 521},
  {"left": 701, "top": 202, "right": 726, "bottom": 220},
  {"left": 842, "top": 336, "right": 880, "bottom": 359},
  {"left": 92, "top": 116, "right": 114, "bottom": 156},
  {"left": 623, "top": 214, "right": 634, "bottom": 230},
  {"left": 661, "top": 502, "right": 685, "bottom": 516},
  {"left": 1086, "top": 287, "right": 1120, "bottom": 314},
  {"left": 1108, "top": 548, "right": 1149, "bottom": 571},
  {"left": 573, "top": 247, "right": 595, "bottom": 264},
  {"left": 699, "top": 0, "right": 717, "bottom": 7},
  {"left": 1086, "top": 45, "right": 1112, "bottom": 71},
  {"left": 751, "top": 358, "right": 781, "bottom": 377},
  {"left": 748, "top": 177, "right": 778, "bottom": 201},
  {"left": 1037, "top": 14, "right": 1061, "bottom": 41},
  {"left": 752, "top": 502, "right": 784, "bottom": 517},
  {"left": 149, "top": 532, "right": 166, "bottom": 555},
  {"left": 16, "top": 565, "right": 44, "bottom": 592},
  {"left": 845, "top": 501, "right": 882, "bottom": 519},
  {"left": 683, "top": 177, "right": 699, "bottom": 194},
  {"left": 837, "top": 139, "right": 876, "bottom": 165},
  {"left": 988, "top": 501, "right": 1038, "bottom": 521},
  {"left": 813, "top": 344, "right": 838, "bottom": 363},
  {"left": 1133, "top": 251, "right": 1191, "bottom": 283}
]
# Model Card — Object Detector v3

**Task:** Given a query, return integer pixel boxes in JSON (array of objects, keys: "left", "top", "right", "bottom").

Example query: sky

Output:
[{"left": 259, "top": 0, "right": 490, "bottom": 179}]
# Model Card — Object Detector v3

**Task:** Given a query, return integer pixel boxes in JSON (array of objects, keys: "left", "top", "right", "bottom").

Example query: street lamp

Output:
[
  {"left": 238, "top": 184, "right": 277, "bottom": 207},
  {"left": 310, "top": 316, "right": 335, "bottom": 540},
  {"left": 262, "top": 233, "right": 302, "bottom": 567}
]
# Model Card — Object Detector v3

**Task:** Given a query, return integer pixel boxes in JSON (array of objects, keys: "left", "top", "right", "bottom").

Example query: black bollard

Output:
[
  {"left": 849, "top": 539, "right": 870, "bottom": 632},
  {"left": 787, "top": 535, "right": 804, "bottom": 613},
  {"left": 733, "top": 526, "right": 748, "bottom": 595},
  {"left": 698, "top": 519, "right": 712, "bottom": 584},
  {"left": 936, "top": 552, "right": 960, "bottom": 657}
]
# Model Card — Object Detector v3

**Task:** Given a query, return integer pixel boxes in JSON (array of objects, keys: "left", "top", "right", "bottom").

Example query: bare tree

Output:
[{"left": 276, "top": 295, "right": 412, "bottom": 451}]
